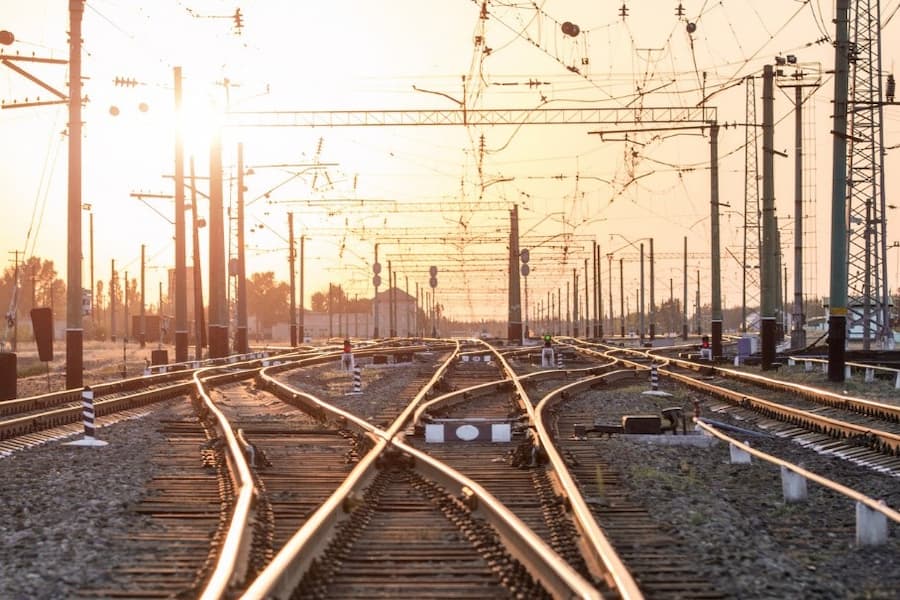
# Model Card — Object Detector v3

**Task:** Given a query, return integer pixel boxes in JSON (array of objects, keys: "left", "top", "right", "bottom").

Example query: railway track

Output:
[
  {"left": 245, "top": 340, "right": 600, "bottom": 599},
  {"left": 408, "top": 350, "right": 598, "bottom": 589},
  {"left": 5, "top": 338, "right": 897, "bottom": 598},
  {"left": 526, "top": 342, "right": 899, "bottom": 597},
  {"left": 569, "top": 340, "right": 900, "bottom": 473}
]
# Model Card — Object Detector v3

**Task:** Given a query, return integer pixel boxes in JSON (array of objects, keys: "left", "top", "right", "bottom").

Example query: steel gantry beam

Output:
[
  {"left": 270, "top": 199, "right": 514, "bottom": 212},
  {"left": 226, "top": 106, "right": 717, "bottom": 128}
]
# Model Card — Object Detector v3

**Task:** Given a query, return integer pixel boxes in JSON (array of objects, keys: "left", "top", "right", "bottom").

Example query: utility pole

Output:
[
  {"left": 288, "top": 212, "right": 297, "bottom": 346},
  {"left": 619, "top": 259, "right": 625, "bottom": 338},
  {"left": 208, "top": 129, "right": 227, "bottom": 357},
  {"left": 328, "top": 283, "right": 334, "bottom": 339},
  {"left": 710, "top": 123, "right": 723, "bottom": 358},
  {"left": 158, "top": 281, "right": 163, "bottom": 343},
  {"left": 373, "top": 244, "right": 380, "bottom": 338},
  {"left": 235, "top": 142, "right": 248, "bottom": 354},
  {"left": 584, "top": 257, "right": 589, "bottom": 339},
  {"left": 607, "top": 252, "right": 613, "bottom": 339},
  {"left": 66, "top": 0, "right": 85, "bottom": 389},
  {"left": 190, "top": 157, "right": 205, "bottom": 361},
  {"left": 760, "top": 64, "right": 778, "bottom": 370},
  {"left": 139, "top": 245, "right": 146, "bottom": 348},
  {"left": 124, "top": 270, "right": 129, "bottom": 340},
  {"left": 110, "top": 259, "right": 116, "bottom": 343},
  {"left": 81, "top": 204, "right": 94, "bottom": 339},
  {"left": 392, "top": 270, "right": 398, "bottom": 337},
  {"left": 649, "top": 238, "right": 656, "bottom": 341},
  {"left": 696, "top": 270, "right": 702, "bottom": 335},
  {"left": 775, "top": 61, "right": 819, "bottom": 350},
  {"left": 828, "top": 0, "right": 851, "bottom": 380},
  {"left": 387, "top": 261, "right": 394, "bottom": 337},
  {"left": 595, "top": 243, "right": 603, "bottom": 338},
  {"left": 683, "top": 236, "right": 688, "bottom": 340},
  {"left": 639, "top": 243, "right": 645, "bottom": 343},
  {"left": 557, "top": 287, "right": 561, "bottom": 336},
  {"left": 572, "top": 268, "right": 579, "bottom": 338},
  {"left": 507, "top": 204, "right": 523, "bottom": 343},
  {"left": 173, "top": 66, "right": 188, "bottom": 362},
  {"left": 299, "top": 235, "right": 305, "bottom": 343}
]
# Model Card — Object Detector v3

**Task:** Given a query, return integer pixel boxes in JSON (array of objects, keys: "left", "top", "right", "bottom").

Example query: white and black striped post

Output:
[
  {"left": 556, "top": 349, "right": 563, "bottom": 369},
  {"left": 642, "top": 361, "right": 672, "bottom": 397},
  {"left": 65, "top": 386, "right": 109, "bottom": 447},
  {"left": 346, "top": 364, "right": 362, "bottom": 395},
  {"left": 649, "top": 363, "right": 659, "bottom": 391}
]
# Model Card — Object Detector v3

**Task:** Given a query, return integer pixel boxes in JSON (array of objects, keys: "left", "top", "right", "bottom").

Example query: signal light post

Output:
[
  {"left": 372, "top": 248, "right": 381, "bottom": 339},
  {"left": 429, "top": 266, "right": 438, "bottom": 338},
  {"left": 520, "top": 249, "right": 530, "bottom": 340}
]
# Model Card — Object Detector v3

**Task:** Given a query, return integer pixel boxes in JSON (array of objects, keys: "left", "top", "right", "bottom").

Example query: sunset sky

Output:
[{"left": 2, "top": 1, "right": 899, "bottom": 324}]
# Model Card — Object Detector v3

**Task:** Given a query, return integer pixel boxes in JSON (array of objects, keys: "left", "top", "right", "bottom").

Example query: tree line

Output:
[
  {"left": 0, "top": 259, "right": 374, "bottom": 341},
  {"left": 4, "top": 256, "right": 892, "bottom": 343}
]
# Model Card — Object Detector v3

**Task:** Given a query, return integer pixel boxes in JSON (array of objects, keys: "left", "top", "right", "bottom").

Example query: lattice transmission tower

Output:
[
  {"left": 742, "top": 75, "right": 761, "bottom": 332},
  {"left": 846, "top": 0, "right": 893, "bottom": 349}
]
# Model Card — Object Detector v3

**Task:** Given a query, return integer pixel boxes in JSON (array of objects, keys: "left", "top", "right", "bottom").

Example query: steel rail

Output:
[
  {"left": 193, "top": 363, "right": 264, "bottom": 600},
  {"left": 786, "top": 356, "right": 900, "bottom": 386},
  {"left": 531, "top": 370, "right": 645, "bottom": 599},
  {"left": 694, "top": 419, "right": 900, "bottom": 524},
  {"left": 0, "top": 348, "right": 304, "bottom": 418},
  {"left": 240, "top": 342, "right": 460, "bottom": 598},
  {"left": 0, "top": 380, "right": 194, "bottom": 439},
  {"left": 571, "top": 341, "right": 900, "bottom": 454},
  {"left": 391, "top": 435, "right": 602, "bottom": 600}
]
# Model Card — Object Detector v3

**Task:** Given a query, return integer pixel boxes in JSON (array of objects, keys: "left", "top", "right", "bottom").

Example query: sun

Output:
[{"left": 176, "top": 91, "right": 228, "bottom": 160}]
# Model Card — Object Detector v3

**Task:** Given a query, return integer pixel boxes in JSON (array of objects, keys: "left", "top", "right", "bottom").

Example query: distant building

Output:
[
  {"left": 269, "top": 311, "right": 371, "bottom": 342},
  {"left": 129, "top": 314, "right": 168, "bottom": 343},
  {"left": 373, "top": 287, "right": 417, "bottom": 337},
  {"left": 260, "top": 287, "right": 418, "bottom": 342}
]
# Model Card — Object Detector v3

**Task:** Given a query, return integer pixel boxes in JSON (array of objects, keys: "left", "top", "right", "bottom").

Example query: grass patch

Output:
[{"left": 17, "top": 362, "right": 50, "bottom": 378}]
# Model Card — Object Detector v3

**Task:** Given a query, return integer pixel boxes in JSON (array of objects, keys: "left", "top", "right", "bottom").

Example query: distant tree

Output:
[
  {"left": 246, "top": 272, "right": 289, "bottom": 329},
  {"left": 347, "top": 296, "right": 372, "bottom": 313},
  {"left": 310, "top": 290, "right": 327, "bottom": 312},
  {"left": 1, "top": 256, "right": 66, "bottom": 323},
  {"left": 109, "top": 269, "right": 123, "bottom": 320},
  {"left": 655, "top": 297, "right": 683, "bottom": 335},
  {"left": 310, "top": 284, "right": 370, "bottom": 313}
]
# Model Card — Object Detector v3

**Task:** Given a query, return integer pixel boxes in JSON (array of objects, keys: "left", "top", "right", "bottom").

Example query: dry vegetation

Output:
[{"left": 8, "top": 340, "right": 171, "bottom": 398}]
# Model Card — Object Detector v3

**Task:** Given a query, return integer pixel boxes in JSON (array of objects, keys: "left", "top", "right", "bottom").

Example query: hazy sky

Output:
[{"left": 2, "top": 1, "right": 899, "bottom": 323}]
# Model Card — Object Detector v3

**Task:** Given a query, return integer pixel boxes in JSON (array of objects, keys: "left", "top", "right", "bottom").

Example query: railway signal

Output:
[
  {"left": 429, "top": 266, "right": 437, "bottom": 337},
  {"left": 373, "top": 257, "right": 381, "bottom": 337}
]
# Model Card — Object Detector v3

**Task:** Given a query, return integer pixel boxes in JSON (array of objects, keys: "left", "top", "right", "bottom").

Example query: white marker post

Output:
[
  {"left": 65, "top": 386, "right": 108, "bottom": 447},
  {"left": 346, "top": 365, "right": 363, "bottom": 395}
]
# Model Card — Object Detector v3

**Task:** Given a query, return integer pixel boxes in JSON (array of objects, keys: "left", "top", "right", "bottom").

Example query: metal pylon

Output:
[
  {"left": 847, "top": 0, "right": 893, "bottom": 349},
  {"left": 742, "top": 75, "right": 761, "bottom": 332}
]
